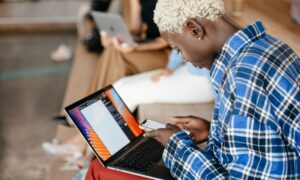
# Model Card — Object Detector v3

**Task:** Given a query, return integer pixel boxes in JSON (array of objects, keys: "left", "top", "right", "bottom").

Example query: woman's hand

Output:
[
  {"left": 171, "top": 116, "right": 210, "bottom": 144},
  {"left": 151, "top": 68, "right": 173, "bottom": 82},
  {"left": 100, "top": 31, "right": 112, "bottom": 48},
  {"left": 112, "top": 37, "right": 136, "bottom": 53}
]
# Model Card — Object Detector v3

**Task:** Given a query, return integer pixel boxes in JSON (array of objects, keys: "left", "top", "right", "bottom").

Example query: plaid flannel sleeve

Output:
[
  {"left": 222, "top": 114, "right": 300, "bottom": 179},
  {"left": 163, "top": 115, "right": 300, "bottom": 179},
  {"left": 162, "top": 131, "right": 227, "bottom": 179}
]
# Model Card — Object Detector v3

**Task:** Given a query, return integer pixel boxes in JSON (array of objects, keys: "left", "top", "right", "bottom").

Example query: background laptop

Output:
[
  {"left": 91, "top": 11, "right": 136, "bottom": 46},
  {"left": 65, "top": 85, "right": 174, "bottom": 180}
]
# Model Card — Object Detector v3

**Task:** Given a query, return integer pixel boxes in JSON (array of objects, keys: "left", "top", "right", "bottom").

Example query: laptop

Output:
[
  {"left": 65, "top": 85, "right": 174, "bottom": 180},
  {"left": 91, "top": 11, "right": 136, "bottom": 46}
]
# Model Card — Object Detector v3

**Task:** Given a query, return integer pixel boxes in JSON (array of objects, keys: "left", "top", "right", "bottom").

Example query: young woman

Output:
[{"left": 89, "top": 0, "right": 170, "bottom": 92}]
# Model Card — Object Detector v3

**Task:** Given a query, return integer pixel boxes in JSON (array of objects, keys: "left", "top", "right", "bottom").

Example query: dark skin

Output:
[
  {"left": 146, "top": 16, "right": 239, "bottom": 146},
  {"left": 145, "top": 116, "right": 210, "bottom": 146}
]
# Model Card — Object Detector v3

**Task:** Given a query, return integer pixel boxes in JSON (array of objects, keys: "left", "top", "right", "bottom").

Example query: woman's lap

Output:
[
  {"left": 89, "top": 45, "right": 168, "bottom": 93},
  {"left": 113, "top": 65, "right": 215, "bottom": 111}
]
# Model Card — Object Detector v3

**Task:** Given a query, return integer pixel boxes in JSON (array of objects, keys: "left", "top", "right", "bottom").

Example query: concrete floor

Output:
[{"left": 0, "top": 32, "right": 76, "bottom": 180}]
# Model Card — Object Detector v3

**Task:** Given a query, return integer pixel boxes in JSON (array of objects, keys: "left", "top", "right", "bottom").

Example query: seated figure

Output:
[{"left": 113, "top": 49, "right": 215, "bottom": 112}]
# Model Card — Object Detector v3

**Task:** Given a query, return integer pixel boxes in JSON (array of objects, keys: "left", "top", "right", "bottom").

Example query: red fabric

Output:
[{"left": 85, "top": 159, "right": 151, "bottom": 180}]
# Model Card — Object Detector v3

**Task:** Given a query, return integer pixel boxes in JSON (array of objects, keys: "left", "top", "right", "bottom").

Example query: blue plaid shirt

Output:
[{"left": 163, "top": 21, "right": 300, "bottom": 179}]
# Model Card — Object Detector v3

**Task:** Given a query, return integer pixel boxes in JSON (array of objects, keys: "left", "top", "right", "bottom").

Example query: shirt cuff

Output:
[{"left": 162, "top": 131, "right": 193, "bottom": 169}]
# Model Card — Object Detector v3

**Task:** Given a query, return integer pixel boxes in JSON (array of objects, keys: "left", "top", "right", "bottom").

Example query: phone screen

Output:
[{"left": 141, "top": 120, "right": 166, "bottom": 130}]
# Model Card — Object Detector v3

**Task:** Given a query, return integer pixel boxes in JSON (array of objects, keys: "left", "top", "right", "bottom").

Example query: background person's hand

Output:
[
  {"left": 171, "top": 116, "right": 210, "bottom": 144},
  {"left": 151, "top": 68, "right": 173, "bottom": 82},
  {"left": 144, "top": 124, "right": 181, "bottom": 146},
  {"left": 100, "top": 31, "right": 112, "bottom": 48},
  {"left": 112, "top": 37, "right": 136, "bottom": 53}
]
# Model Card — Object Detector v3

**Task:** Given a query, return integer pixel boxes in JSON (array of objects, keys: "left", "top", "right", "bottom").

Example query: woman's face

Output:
[{"left": 161, "top": 30, "right": 215, "bottom": 69}]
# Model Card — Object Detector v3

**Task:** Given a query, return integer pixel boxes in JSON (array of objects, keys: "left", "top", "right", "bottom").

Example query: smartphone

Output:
[{"left": 140, "top": 119, "right": 166, "bottom": 131}]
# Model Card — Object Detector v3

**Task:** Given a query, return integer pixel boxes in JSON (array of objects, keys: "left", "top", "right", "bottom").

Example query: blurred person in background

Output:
[
  {"left": 88, "top": 0, "right": 169, "bottom": 93},
  {"left": 50, "top": 0, "right": 114, "bottom": 62},
  {"left": 78, "top": 0, "right": 124, "bottom": 54},
  {"left": 114, "top": 49, "right": 215, "bottom": 112}
]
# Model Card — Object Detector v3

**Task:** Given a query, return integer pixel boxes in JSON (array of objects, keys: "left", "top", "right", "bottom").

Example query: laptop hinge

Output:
[{"left": 108, "top": 136, "right": 147, "bottom": 166}]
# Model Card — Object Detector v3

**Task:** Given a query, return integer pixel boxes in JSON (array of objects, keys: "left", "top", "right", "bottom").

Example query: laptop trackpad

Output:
[{"left": 146, "top": 160, "right": 175, "bottom": 180}]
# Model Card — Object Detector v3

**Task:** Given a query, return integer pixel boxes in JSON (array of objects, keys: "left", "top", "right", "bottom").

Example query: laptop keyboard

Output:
[{"left": 114, "top": 138, "right": 164, "bottom": 173}]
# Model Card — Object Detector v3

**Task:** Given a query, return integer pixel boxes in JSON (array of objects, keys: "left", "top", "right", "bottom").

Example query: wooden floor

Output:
[
  {"left": 227, "top": 0, "right": 300, "bottom": 54},
  {"left": 0, "top": 1, "right": 81, "bottom": 180},
  {"left": 0, "top": 32, "right": 77, "bottom": 180}
]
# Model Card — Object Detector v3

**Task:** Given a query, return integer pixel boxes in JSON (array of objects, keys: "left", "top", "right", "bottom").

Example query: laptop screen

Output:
[{"left": 66, "top": 86, "right": 144, "bottom": 162}]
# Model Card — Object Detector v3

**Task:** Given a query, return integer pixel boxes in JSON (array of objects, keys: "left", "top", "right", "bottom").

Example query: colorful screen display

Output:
[{"left": 67, "top": 88, "right": 143, "bottom": 161}]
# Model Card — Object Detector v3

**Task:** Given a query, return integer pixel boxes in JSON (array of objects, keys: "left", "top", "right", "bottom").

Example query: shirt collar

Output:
[{"left": 210, "top": 21, "right": 266, "bottom": 92}]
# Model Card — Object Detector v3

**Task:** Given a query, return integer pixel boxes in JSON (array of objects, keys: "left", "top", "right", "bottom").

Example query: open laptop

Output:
[
  {"left": 91, "top": 11, "right": 136, "bottom": 46},
  {"left": 65, "top": 85, "right": 174, "bottom": 180}
]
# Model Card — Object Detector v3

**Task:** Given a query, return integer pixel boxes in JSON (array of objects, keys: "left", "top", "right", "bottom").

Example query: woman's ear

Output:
[{"left": 184, "top": 19, "right": 204, "bottom": 40}]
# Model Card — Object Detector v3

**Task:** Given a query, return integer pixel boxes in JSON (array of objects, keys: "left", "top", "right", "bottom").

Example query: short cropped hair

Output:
[{"left": 154, "top": 0, "right": 225, "bottom": 33}]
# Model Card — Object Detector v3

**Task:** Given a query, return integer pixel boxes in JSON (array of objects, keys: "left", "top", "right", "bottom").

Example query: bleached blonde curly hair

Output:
[{"left": 154, "top": 0, "right": 225, "bottom": 33}]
